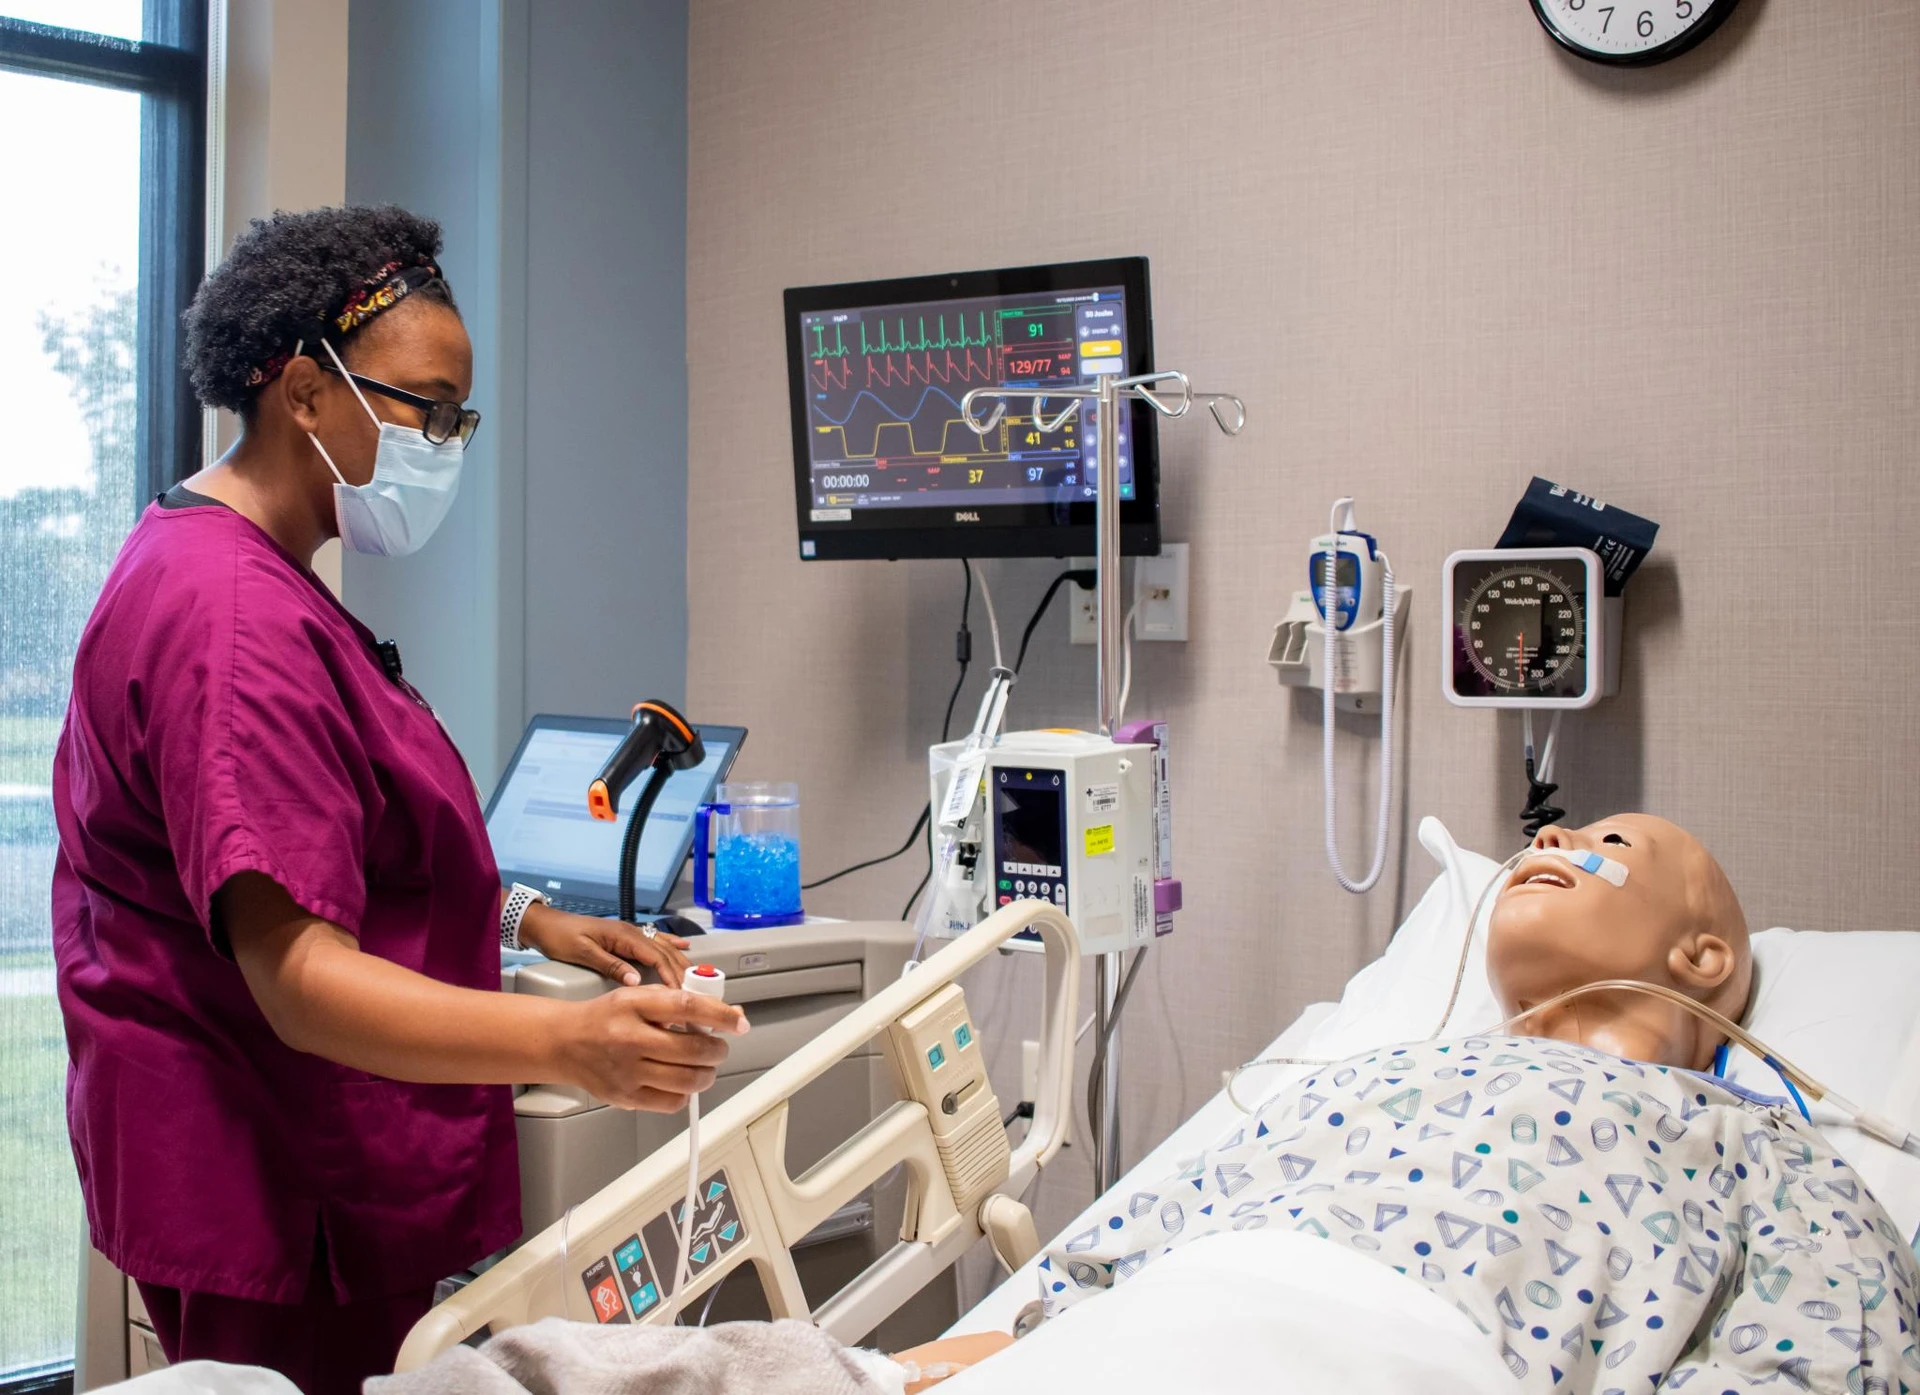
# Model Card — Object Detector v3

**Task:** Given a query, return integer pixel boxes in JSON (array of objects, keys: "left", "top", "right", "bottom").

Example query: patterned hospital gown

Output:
[{"left": 1039, "top": 1038, "right": 1920, "bottom": 1393}]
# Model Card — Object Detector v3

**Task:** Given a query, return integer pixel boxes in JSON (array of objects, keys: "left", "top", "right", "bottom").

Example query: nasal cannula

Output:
[{"left": 1225, "top": 847, "right": 1919, "bottom": 1156}]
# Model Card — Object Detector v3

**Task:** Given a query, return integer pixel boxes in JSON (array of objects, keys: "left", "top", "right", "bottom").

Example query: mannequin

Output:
[{"left": 1486, "top": 814, "right": 1750, "bottom": 1071}]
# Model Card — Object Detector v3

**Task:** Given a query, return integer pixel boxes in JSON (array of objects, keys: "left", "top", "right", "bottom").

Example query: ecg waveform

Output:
[
  {"left": 810, "top": 314, "right": 992, "bottom": 359},
  {"left": 803, "top": 297, "right": 1094, "bottom": 477},
  {"left": 809, "top": 347, "right": 997, "bottom": 392}
]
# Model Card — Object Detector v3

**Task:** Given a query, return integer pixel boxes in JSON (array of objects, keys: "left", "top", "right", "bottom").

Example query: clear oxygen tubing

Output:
[
  {"left": 1322, "top": 498, "right": 1396, "bottom": 895},
  {"left": 1224, "top": 852, "right": 1920, "bottom": 1156},
  {"left": 1226, "top": 845, "right": 1528, "bottom": 1111}
]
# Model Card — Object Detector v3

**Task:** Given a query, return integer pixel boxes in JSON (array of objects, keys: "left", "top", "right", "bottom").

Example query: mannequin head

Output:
[{"left": 1486, "top": 815, "right": 1750, "bottom": 1071}]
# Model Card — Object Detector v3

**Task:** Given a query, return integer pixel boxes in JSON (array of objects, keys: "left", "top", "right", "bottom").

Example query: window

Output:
[{"left": 0, "top": 3, "right": 204, "bottom": 1387}]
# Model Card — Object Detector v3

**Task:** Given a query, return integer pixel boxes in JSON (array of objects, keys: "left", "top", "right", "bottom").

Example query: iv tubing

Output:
[
  {"left": 1322, "top": 498, "right": 1395, "bottom": 894},
  {"left": 967, "top": 559, "right": 1005, "bottom": 670}
]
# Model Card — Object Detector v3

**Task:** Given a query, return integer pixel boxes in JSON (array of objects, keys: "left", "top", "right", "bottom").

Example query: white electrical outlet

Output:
[
  {"left": 1133, "top": 542, "right": 1189, "bottom": 642},
  {"left": 1068, "top": 556, "right": 1098, "bottom": 645}
]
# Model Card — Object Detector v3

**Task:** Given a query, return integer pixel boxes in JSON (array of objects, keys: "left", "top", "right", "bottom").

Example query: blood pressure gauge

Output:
[{"left": 1442, "top": 548, "right": 1604, "bottom": 709}]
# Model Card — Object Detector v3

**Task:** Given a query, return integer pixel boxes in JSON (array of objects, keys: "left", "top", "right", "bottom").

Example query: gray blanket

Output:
[{"left": 367, "top": 1317, "right": 890, "bottom": 1395}]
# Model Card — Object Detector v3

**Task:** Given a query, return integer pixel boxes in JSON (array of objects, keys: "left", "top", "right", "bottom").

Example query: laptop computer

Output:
[{"left": 484, "top": 714, "right": 747, "bottom": 919}]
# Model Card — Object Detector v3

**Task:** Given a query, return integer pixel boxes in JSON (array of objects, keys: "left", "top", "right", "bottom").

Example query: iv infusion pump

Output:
[{"left": 926, "top": 731, "right": 1156, "bottom": 955}]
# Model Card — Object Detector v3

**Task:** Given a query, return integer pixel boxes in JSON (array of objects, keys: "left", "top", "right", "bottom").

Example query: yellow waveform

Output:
[{"left": 812, "top": 414, "right": 1072, "bottom": 462}]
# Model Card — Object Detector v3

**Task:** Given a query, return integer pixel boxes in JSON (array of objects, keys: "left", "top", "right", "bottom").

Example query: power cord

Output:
[
  {"left": 1085, "top": 945, "right": 1150, "bottom": 1192},
  {"left": 802, "top": 806, "right": 929, "bottom": 891},
  {"left": 811, "top": 562, "right": 971, "bottom": 902},
  {"left": 1012, "top": 568, "right": 1095, "bottom": 674},
  {"left": 901, "top": 562, "right": 975, "bottom": 918}
]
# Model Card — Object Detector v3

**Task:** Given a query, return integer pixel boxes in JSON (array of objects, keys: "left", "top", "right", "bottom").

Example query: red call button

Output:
[{"left": 591, "top": 1277, "right": 623, "bottom": 1322}]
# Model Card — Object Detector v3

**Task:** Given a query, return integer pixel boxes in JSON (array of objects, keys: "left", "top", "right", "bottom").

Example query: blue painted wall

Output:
[{"left": 344, "top": 0, "right": 689, "bottom": 788}]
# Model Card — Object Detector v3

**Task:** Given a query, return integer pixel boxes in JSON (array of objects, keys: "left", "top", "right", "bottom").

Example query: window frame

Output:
[
  {"left": 0, "top": 1, "right": 207, "bottom": 502},
  {"left": 0, "top": 8, "right": 206, "bottom": 1388}
]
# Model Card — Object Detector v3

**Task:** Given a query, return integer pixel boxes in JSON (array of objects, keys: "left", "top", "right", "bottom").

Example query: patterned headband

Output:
[{"left": 244, "top": 258, "right": 445, "bottom": 389}]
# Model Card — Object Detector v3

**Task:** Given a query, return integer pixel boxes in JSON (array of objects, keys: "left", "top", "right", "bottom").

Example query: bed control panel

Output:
[
  {"left": 887, "top": 984, "right": 1010, "bottom": 1215},
  {"left": 574, "top": 1166, "right": 748, "bottom": 1323}
]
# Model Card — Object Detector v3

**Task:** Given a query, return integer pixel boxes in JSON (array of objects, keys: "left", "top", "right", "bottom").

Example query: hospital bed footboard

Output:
[{"left": 395, "top": 901, "right": 1080, "bottom": 1371}]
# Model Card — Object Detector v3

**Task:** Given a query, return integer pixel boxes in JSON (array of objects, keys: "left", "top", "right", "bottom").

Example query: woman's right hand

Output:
[{"left": 555, "top": 987, "right": 749, "bottom": 1111}]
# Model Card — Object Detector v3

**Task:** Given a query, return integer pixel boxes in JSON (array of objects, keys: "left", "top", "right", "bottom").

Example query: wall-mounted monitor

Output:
[{"left": 784, "top": 257, "right": 1159, "bottom": 561}]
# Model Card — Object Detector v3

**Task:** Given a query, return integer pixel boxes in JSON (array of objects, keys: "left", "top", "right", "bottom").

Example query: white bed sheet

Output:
[
  {"left": 949, "top": 999, "right": 1337, "bottom": 1336},
  {"left": 940, "top": 1229, "right": 1510, "bottom": 1395}
]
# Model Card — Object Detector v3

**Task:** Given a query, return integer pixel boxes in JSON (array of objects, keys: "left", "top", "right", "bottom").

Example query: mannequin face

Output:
[{"left": 1486, "top": 815, "right": 1749, "bottom": 1070}]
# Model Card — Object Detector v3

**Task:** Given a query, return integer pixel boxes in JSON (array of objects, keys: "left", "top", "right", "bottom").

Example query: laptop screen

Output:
[{"left": 485, "top": 717, "right": 743, "bottom": 913}]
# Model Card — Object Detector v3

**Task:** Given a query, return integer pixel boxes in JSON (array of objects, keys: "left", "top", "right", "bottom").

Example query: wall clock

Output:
[{"left": 1530, "top": 0, "right": 1738, "bottom": 66}]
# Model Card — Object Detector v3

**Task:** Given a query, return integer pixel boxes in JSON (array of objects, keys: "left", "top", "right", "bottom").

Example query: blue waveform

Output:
[{"left": 810, "top": 385, "right": 966, "bottom": 428}]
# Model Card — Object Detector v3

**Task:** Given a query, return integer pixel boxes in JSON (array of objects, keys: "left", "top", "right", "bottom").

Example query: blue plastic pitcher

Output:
[{"left": 693, "top": 781, "right": 803, "bottom": 930}]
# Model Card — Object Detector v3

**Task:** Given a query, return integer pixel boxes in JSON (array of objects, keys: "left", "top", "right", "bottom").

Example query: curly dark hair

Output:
[{"left": 183, "top": 204, "right": 457, "bottom": 415}]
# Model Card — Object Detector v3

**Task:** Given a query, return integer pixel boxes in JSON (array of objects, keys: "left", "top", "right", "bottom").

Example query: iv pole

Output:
[{"left": 960, "top": 370, "right": 1245, "bottom": 1190}]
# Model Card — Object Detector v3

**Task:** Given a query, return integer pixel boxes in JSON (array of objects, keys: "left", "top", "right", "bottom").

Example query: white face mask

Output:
[{"left": 306, "top": 339, "right": 464, "bottom": 557}]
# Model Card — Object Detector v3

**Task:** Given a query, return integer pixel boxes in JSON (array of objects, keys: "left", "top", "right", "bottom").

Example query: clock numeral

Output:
[
  {"left": 1598, "top": 6, "right": 1615, "bottom": 31},
  {"left": 1675, "top": 0, "right": 1692, "bottom": 16},
  {"left": 1566, "top": 0, "right": 1585, "bottom": 8},
  {"left": 1638, "top": 9, "right": 1655, "bottom": 35}
]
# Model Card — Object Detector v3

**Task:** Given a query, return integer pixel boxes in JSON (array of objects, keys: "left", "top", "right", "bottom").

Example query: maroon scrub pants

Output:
[{"left": 137, "top": 1243, "right": 434, "bottom": 1395}]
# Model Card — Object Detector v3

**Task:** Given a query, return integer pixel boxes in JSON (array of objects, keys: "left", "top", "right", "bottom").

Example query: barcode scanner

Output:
[
  {"left": 585, "top": 699, "right": 706, "bottom": 924},
  {"left": 588, "top": 700, "right": 704, "bottom": 822}
]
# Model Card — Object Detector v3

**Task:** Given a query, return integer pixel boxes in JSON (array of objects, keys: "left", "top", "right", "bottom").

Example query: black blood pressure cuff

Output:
[{"left": 1497, "top": 476, "right": 1659, "bottom": 597}]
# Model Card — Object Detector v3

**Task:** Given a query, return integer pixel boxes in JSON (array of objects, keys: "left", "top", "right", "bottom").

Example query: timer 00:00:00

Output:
[{"left": 821, "top": 473, "right": 871, "bottom": 489}]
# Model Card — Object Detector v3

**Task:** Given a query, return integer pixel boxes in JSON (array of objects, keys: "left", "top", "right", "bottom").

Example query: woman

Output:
[{"left": 51, "top": 205, "right": 747, "bottom": 1393}]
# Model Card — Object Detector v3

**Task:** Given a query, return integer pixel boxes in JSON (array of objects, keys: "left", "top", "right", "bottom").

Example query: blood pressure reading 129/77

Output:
[{"left": 1453, "top": 561, "right": 1589, "bottom": 697}]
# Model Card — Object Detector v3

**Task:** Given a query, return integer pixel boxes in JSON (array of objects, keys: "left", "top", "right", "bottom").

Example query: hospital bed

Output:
[
  {"left": 395, "top": 819, "right": 1920, "bottom": 1378},
  {"left": 395, "top": 899, "right": 1082, "bottom": 1369}
]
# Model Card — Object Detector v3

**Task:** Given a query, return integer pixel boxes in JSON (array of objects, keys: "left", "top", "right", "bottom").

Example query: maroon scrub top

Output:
[{"left": 51, "top": 499, "right": 521, "bottom": 1304}]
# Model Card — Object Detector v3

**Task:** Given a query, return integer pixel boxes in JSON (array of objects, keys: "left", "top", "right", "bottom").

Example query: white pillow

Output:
[
  {"left": 1723, "top": 929, "right": 1920, "bottom": 1236},
  {"left": 1295, "top": 817, "right": 1505, "bottom": 1062},
  {"left": 1294, "top": 817, "right": 1920, "bottom": 1237}
]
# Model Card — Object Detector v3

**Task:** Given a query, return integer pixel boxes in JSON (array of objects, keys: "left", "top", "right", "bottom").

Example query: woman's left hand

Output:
[{"left": 518, "top": 905, "right": 692, "bottom": 988}]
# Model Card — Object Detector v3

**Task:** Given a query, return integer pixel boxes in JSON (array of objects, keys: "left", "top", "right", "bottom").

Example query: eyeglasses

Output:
[{"left": 318, "top": 362, "right": 482, "bottom": 448}]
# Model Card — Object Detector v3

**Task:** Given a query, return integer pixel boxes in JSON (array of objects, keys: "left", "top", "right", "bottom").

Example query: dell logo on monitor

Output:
[{"left": 954, "top": 511, "right": 981, "bottom": 523}]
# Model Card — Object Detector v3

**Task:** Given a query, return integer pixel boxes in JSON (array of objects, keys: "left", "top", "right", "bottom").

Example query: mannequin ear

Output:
[{"left": 1669, "top": 934, "right": 1735, "bottom": 993}]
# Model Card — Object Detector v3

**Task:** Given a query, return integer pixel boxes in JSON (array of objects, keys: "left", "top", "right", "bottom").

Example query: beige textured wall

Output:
[{"left": 687, "top": 0, "right": 1920, "bottom": 1259}]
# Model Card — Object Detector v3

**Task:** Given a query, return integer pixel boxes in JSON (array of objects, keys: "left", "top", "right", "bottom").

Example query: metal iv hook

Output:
[
  {"left": 1029, "top": 395, "right": 1081, "bottom": 434},
  {"left": 1201, "top": 394, "right": 1246, "bottom": 435}
]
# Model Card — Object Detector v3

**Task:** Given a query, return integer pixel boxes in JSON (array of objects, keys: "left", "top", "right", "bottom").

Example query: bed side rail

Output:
[{"left": 395, "top": 901, "right": 1080, "bottom": 1370}]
